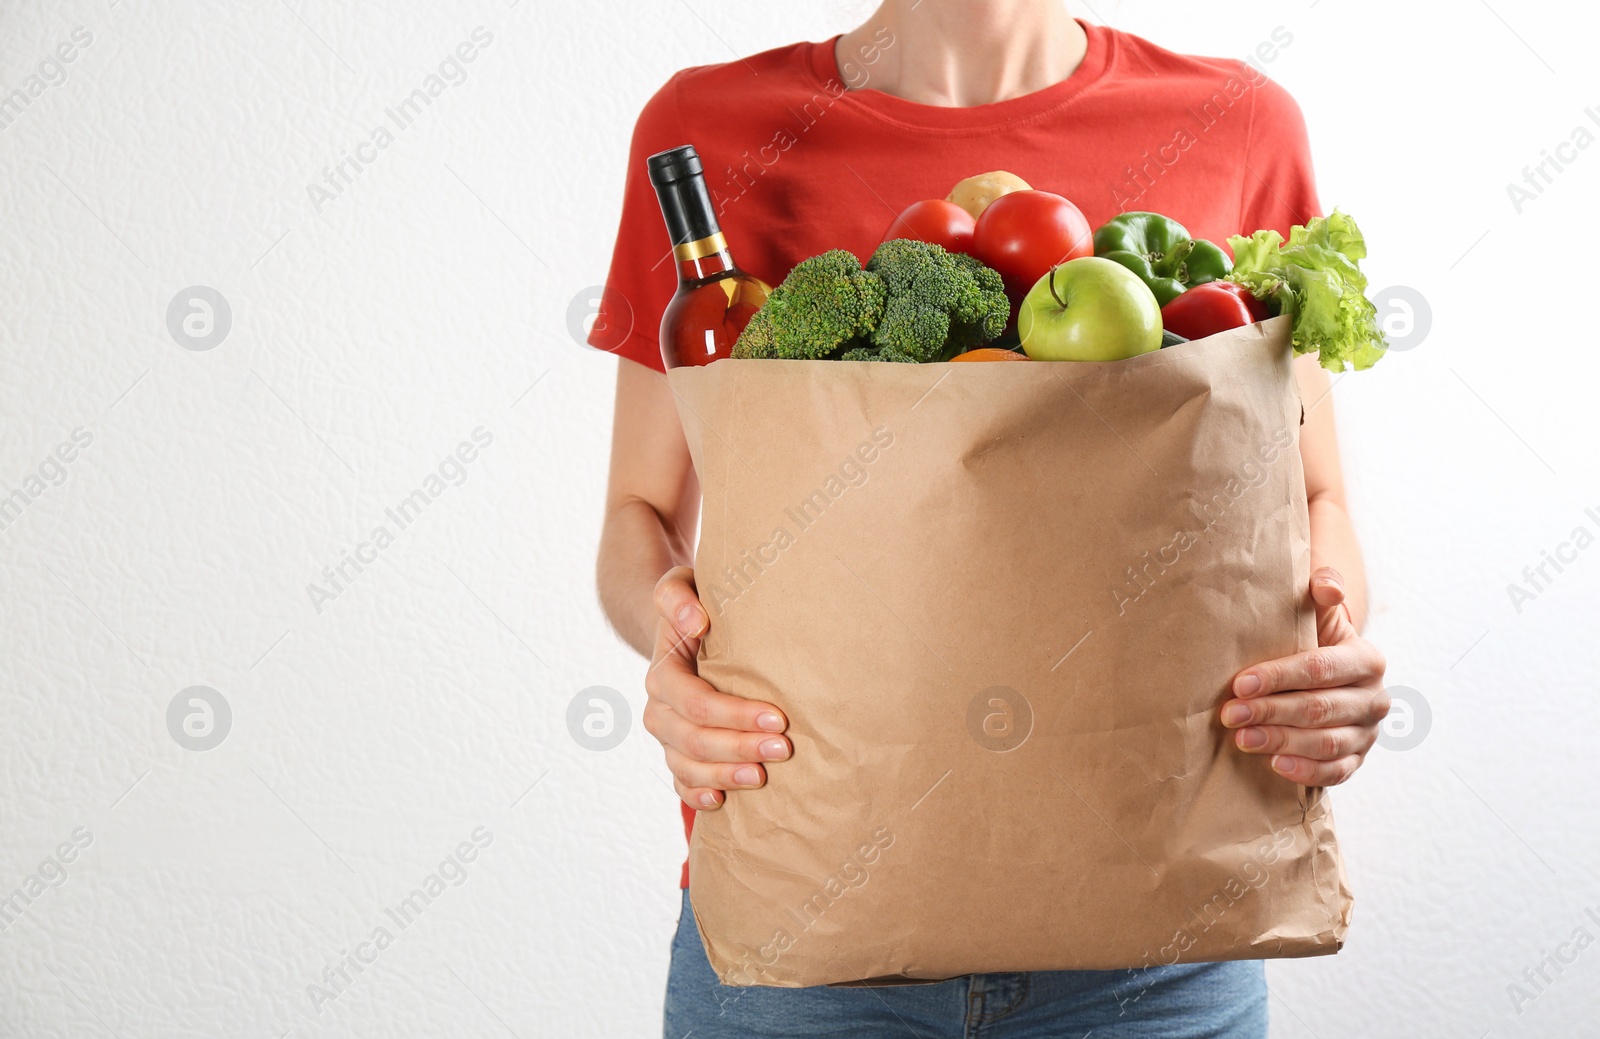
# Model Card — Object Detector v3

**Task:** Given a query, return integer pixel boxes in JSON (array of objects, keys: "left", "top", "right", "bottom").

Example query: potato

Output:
[{"left": 946, "top": 171, "right": 1032, "bottom": 220}]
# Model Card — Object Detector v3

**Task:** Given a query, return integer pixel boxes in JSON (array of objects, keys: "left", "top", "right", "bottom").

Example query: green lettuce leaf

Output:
[{"left": 1227, "top": 210, "right": 1387, "bottom": 372}]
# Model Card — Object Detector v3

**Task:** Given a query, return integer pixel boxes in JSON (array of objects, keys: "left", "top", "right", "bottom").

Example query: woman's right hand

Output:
[{"left": 643, "top": 566, "right": 792, "bottom": 810}]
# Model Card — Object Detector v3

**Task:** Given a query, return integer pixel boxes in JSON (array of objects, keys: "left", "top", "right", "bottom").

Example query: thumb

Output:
[
  {"left": 1310, "top": 566, "right": 1355, "bottom": 645},
  {"left": 1311, "top": 566, "right": 1345, "bottom": 608},
  {"left": 654, "top": 566, "right": 709, "bottom": 642}
]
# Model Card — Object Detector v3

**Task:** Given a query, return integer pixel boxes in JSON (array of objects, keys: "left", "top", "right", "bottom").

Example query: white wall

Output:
[{"left": 0, "top": 0, "right": 1594, "bottom": 1035}]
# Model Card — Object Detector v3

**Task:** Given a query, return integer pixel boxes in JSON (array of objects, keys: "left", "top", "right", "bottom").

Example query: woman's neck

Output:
[{"left": 838, "top": 0, "right": 1088, "bottom": 107}]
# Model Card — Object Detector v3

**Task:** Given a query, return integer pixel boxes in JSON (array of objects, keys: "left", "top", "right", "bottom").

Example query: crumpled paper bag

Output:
[{"left": 667, "top": 316, "right": 1352, "bottom": 987}]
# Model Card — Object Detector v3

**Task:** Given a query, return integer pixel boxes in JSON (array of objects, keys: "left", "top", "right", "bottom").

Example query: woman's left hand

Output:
[{"left": 1220, "top": 566, "right": 1390, "bottom": 786}]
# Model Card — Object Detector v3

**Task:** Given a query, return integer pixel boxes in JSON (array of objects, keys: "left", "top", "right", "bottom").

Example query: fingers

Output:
[
  {"left": 1222, "top": 653, "right": 1391, "bottom": 788},
  {"left": 644, "top": 640, "right": 791, "bottom": 812},
  {"left": 675, "top": 782, "right": 724, "bottom": 810},
  {"left": 644, "top": 701, "right": 791, "bottom": 766},
  {"left": 664, "top": 747, "right": 774, "bottom": 808},
  {"left": 653, "top": 565, "right": 709, "bottom": 641},
  {"left": 1232, "top": 640, "right": 1385, "bottom": 699},
  {"left": 1265, "top": 753, "right": 1364, "bottom": 787},
  {"left": 1221, "top": 686, "right": 1389, "bottom": 731},
  {"left": 642, "top": 578, "right": 791, "bottom": 812},
  {"left": 1231, "top": 722, "right": 1375, "bottom": 761},
  {"left": 648, "top": 566, "right": 788, "bottom": 733},
  {"left": 645, "top": 646, "right": 788, "bottom": 734}
]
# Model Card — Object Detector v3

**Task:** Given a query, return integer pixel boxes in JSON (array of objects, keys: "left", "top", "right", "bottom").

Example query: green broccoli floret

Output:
[
  {"left": 838, "top": 344, "right": 920, "bottom": 363},
  {"left": 865, "top": 240, "right": 1011, "bottom": 362},
  {"left": 732, "top": 250, "right": 886, "bottom": 359}
]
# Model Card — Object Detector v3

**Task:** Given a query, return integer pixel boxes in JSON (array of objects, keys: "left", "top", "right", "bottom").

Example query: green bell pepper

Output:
[{"left": 1092, "top": 212, "right": 1232, "bottom": 307}]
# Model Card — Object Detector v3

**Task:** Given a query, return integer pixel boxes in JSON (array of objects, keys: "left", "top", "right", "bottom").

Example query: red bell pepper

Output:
[{"left": 1158, "top": 281, "right": 1270, "bottom": 342}]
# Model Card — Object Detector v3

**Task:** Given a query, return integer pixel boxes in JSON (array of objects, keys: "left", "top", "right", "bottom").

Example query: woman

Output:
[{"left": 591, "top": 1, "right": 1389, "bottom": 1035}]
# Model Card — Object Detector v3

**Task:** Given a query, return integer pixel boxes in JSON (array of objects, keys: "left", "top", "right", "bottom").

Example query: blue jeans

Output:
[{"left": 664, "top": 889, "right": 1267, "bottom": 1038}]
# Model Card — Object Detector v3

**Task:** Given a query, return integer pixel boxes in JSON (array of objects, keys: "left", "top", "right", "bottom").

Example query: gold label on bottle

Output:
[{"left": 672, "top": 232, "right": 728, "bottom": 262}]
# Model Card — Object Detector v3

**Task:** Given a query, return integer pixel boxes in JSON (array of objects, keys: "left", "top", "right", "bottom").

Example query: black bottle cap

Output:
[
  {"left": 647, "top": 145, "right": 703, "bottom": 186},
  {"left": 648, "top": 144, "right": 721, "bottom": 248}
]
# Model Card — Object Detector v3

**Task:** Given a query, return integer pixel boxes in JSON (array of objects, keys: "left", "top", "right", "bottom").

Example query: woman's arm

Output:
[
  {"left": 597, "top": 360, "right": 702, "bottom": 657},
  {"left": 1218, "top": 354, "right": 1390, "bottom": 786},
  {"left": 597, "top": 359, "right": 792, "bottom": 808},
  {"left": 1297, "top": 356, "right": 1368, "bottom": 633}
]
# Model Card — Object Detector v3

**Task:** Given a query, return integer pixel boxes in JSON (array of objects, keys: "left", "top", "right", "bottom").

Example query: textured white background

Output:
[{"left": 0, "top": 0, "right": 1595, "bottom": 1035}]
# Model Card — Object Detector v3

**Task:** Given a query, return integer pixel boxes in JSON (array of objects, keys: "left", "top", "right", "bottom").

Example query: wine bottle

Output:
[{"left": 647, "top": 145, "right": 770, "bottom": 368}]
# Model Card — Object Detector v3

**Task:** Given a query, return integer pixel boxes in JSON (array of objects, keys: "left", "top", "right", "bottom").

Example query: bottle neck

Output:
[
  {"left": 673, "top": 233, "right": 736, "bottom": 282},
  {"left": 651, "top": 154, "right": 732, "bottom": 282}
]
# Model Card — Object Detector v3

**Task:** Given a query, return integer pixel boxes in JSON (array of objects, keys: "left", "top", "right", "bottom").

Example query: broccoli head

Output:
[
  {"left": 732, "top": 249, "right": 886, "bottom": 359},
  {"left": 838, "top": 344, "right": 920, "bottom": 363},
  {"left": 861, "top": 239, "right": 1011, "bottom": 362}
]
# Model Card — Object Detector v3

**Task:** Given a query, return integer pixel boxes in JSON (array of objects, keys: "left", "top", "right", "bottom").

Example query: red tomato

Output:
[
  {"left": 971, "top": 191, "right": 1094, "bottom": 313},
  {"left": 882, "top": 199, "right": 976, "bottom": 254},
  {"left": 1160, "top": 281, "right": 1268, "bottom": 342}
]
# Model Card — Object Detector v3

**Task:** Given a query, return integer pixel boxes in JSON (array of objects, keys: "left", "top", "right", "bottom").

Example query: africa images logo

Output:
[{"left": 167, "top": 686, "right": 232, "bottom": 751}]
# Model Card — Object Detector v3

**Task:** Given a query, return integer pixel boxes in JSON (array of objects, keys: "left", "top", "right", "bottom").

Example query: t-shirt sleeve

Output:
[
  {"left": 1236, "top": 71, "right": 1321, "bottom": 238},
  {"left": 587, "top": 74, "right": 687, "bottom": 372}
]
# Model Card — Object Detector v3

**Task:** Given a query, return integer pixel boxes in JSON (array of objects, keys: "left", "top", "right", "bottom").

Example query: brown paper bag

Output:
[{"left": 667, "top": 316, "right": 1352, "bottom": 988}]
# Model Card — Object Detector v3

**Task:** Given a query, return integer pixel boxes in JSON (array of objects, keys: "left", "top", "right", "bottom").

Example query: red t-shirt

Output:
[{"left": 588, "top": 22, "right": 1321, "bottom": 886}]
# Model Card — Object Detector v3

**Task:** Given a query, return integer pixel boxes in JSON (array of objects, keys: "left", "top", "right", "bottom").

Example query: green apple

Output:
[{"left": 1018, "top": 256, "right": 1163, "bottom": 361}]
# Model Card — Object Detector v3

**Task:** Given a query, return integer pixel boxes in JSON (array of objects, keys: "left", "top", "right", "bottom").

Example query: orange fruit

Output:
[{"left": 950, "top": 347, "right": 1029, "bottom": 362}]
